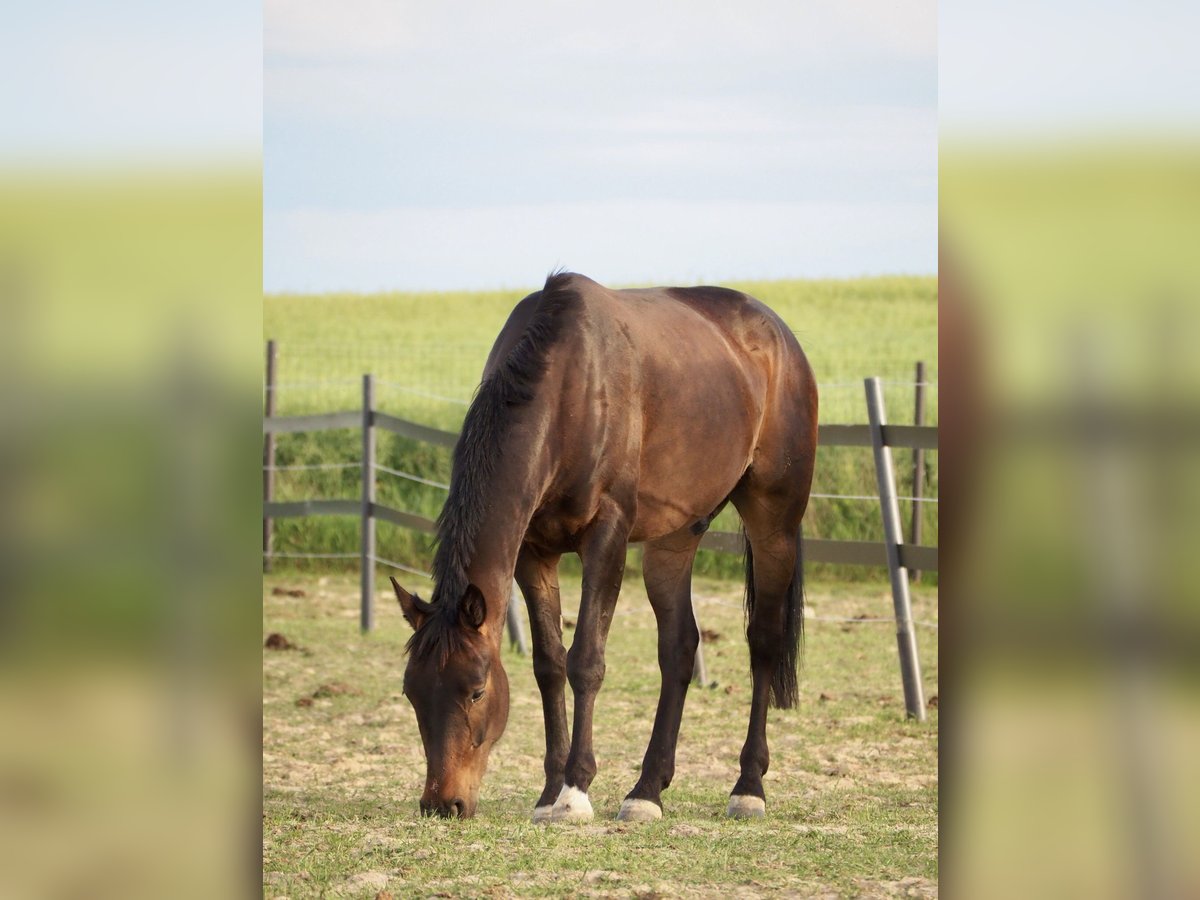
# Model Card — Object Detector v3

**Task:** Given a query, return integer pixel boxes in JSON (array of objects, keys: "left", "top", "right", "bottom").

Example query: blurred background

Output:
[
  {"left": 940, "top": 1, "right": 1200, "bottom": 896},
  {"left": 1, "top": 2, "right": 261, "bottom": 898}
]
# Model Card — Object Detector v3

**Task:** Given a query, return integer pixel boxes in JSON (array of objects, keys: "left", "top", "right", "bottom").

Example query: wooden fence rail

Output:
[{"left": 263, "top": 375, "right": 938, "bottom": 719}]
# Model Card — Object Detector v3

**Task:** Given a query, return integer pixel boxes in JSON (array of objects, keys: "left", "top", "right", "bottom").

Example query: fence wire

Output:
[
  {"left": 265, "top": 462, "right": 360, "bottom": 472},
  {"left": 819, "top": 380, "right": 938, "bottom": 389},
  {"left": 372, "top": 463, "right": 451, "bottom": 490},
  {"left": 264, "top": 379, "right": 360, "bottom": 390},
  {"left": 810, "top": 491, "right": 937, "bottom": 504},
  {"left": 374, "top": 381, "right": 472, "bottom": 406},
  {"left": 692, "top": 595, "right": 937, "bottom": 629},
  {"left": 372, "top": 555, "right": 434, "bottom": 580},
  {"left": 264, "top": 551, "right": 359, "bottom": 560}
]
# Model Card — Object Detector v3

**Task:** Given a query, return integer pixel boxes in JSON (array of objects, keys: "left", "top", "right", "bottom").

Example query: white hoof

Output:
[
  {"left": 548, "top": 785, "right": 594, "bottom": 823},
  {"left": 727, "top": 794, "right": 766, "bottom": 819},
  {"left": 617, "top": 798, "right": 662, "bottom": 823},
  {"left": 531, "top": 804, "right": 554, "bottom": 824}
]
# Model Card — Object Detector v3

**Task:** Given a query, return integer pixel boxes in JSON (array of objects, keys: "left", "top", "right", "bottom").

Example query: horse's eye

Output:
[{"left": 470, "top": 689, "right": 485, "bottom": 704}]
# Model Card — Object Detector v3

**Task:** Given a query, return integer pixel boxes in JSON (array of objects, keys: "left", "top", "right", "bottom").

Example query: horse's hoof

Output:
[
  {"left": 548, "top": 785, "right": 594, "bottom": 823},
  {"left": 617, "top": 798, "right": 662, "bottom": 823},
  {"left": 531, "top": 804, "right": 554, "bottom": 824},
  {"left": 726, "top": 795, "right": 766, "bottom": 819}
]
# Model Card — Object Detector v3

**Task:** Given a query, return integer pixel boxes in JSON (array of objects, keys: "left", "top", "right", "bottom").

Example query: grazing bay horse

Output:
[{"left": 391, "top": 272, "right": 817, "bottom": 822}]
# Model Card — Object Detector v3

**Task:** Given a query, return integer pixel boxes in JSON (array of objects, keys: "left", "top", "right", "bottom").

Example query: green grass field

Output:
[
  {"left": 263, "top": 571, "right": 938, "bottom": 898},
  {"left": 263, "top": 276, "right": 938, "bottom": 582},
  {"left": 264, "top": 276, "right": 937, "bottom": 424}
]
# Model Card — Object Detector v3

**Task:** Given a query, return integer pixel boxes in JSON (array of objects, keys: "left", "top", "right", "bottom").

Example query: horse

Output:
[{"left": 390, "top": 271, "right": 817, "bottom": 822}]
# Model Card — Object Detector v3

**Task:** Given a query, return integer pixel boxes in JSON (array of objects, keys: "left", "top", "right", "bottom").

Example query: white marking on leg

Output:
[
  {"left": 548, "top": 784, "right": 594, "bottom": 823},
  {"left": 727, "top": 794, "right": 766, "bottom": 819},
  {"left": 531, "top": 804, "right": 554, "bottom": 824},
  {"left": 617, "top": 798, "right": 662, "bottom": 822}
]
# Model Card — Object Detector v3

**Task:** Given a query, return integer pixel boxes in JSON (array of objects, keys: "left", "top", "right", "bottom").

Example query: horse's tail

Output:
[{"left": 742, "top": 526, "right": 804, "bottom": 709}]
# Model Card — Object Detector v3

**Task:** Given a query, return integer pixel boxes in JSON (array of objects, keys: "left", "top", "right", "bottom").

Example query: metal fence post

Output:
[
  {"left": 361, "top": 374, "right": 376, "bottom": 633},
  {"left": 263, "top": 340, "right": 277, "bottom": 572},
  {"left": 506, "top": 583, "right": 529, "bottom": 655},
  {"left": 910, "top": 361, "right": 927, "bottom": 581},
  {"left": 691, "top": 605, "right": 708, "bottom": 686},
  {"left": 865, "top": 377, "right": 926, "bottom": 721}
]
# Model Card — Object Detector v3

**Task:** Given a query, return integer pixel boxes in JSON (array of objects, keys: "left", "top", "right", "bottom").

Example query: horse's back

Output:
[
  {"left": 571, "top": 276, "right": 815, "bottom": 540},
  {"left": 600, "top": 279, "right": 813, "bottom": 429},
  {"left": 496, "top": 273, "right": 800, "bottom": 369},
  {"left": 566, "top": 277, "right": 796, "bottom": 367},
  {"left": 496, "top": 273, "right": 815, "bottom": 544}
]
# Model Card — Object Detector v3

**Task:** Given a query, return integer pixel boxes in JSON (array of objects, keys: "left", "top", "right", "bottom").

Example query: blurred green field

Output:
[{"left": 263, "top": 276, "right": 938, "bottom": 582}]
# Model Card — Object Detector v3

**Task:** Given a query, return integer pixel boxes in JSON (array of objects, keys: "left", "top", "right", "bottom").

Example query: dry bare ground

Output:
[{"left": 263, "top": 572, "right": 938, "bottom": 898}]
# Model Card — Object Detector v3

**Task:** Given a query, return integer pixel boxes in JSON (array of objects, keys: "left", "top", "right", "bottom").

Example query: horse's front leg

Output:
[
  {"left": 514, "top": 545, "right": 568, "bottom": 824},
  {"left": 549, "top": 502, "right": 630, "bottom": 823}
]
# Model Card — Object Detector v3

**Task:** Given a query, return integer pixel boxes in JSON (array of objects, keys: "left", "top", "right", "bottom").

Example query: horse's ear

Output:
[
  {"left": 459, "top": 584, "right": 486, "bottom": 631},
  {"left": 391, "top": 576, "right": 428, "bottom": 631}
]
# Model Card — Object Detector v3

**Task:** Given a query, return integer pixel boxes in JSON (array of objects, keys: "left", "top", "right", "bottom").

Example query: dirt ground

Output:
[{"left": 263, "top": 572, "right": 938, "bottom": 898}]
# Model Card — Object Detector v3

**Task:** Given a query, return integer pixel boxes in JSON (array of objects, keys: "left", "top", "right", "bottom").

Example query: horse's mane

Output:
[{"left": 407, "top": 270, "right": 580, "bottom": 664}]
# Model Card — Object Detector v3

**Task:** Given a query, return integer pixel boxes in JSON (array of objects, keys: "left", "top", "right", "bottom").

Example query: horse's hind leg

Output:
[
  {"left": 728, "top": 488, "right": 806, "bottom": 819},
  {"left": 515, "top": 544, "right": 569, "bottom": 824},
  {"left": 617, "top": 529, "right": 703, "bottom": 822}
]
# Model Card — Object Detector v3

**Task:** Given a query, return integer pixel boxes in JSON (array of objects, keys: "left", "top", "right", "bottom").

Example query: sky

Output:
[
  {"left": 1, "top": 1, "right": 261, "bottom": 164},
  {"left": 939, "top": 0, "right": 1200, "bottom": 137},
  {"left": 264, "top": 1, "right": 938, "bottom": 292}
]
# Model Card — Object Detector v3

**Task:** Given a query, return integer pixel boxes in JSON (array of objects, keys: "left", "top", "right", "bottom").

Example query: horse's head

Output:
[{"left": 391, "top": 577, "right": 510, "bottom": 818}]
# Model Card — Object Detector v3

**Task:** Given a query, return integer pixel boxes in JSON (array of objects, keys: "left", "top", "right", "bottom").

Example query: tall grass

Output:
[{"left": 264, "top": 276, "right": 937, "bottom": 582}]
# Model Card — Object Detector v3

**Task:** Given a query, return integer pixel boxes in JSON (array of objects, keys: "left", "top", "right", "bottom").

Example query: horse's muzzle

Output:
[{"left": 420, "top": 797, "right": 468, "bottom": 818}]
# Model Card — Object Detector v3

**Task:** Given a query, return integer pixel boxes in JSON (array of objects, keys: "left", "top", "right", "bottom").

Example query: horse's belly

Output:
[
  {"left": 526, "top": 463, "right": 742, "bottom": 549},
  {"left": 629, "top": 454, "right": 748, "bottom": 542},
  {"left": 628, "top": 495, "right": 720, "bottom": 543},
  {"left": 627, "top": 392, "right": 757, "bottom": 541}
]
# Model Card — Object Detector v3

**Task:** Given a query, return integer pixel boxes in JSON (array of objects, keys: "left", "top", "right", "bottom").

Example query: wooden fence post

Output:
[
  {"left": 263, "top": 340, "right": 277, "bottom": 572},
  {"left": 865, "top": 377, "right": 926, "bottom": 721},
  {"left": 361, "top": 374, "right": 376, "bottom": 633},
  {"left": 910, "top": 361, "right": 927, "bottom": 582}
]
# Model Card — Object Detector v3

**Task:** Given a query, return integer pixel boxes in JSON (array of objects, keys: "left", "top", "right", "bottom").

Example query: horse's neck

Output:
[{"left": 463, "top": 434, "right": 549, "bottom": 630}]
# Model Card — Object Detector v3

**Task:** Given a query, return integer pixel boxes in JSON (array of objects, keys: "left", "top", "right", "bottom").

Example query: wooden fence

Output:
[{"left": 263, "top": 361, "right": 937, "bottom": 719}]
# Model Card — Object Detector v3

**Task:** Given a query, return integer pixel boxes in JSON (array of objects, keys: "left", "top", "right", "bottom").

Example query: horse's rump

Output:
[{"left": 519, "top": 274, "right": 813, "bottom": 544}]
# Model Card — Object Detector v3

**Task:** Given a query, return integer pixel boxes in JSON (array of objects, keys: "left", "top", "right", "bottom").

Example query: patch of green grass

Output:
[
  {"left": 263, "top": 276, "right": 937, "bottom": 425},
  {"left": 263, "top": 572, "right": 938, "bottom": 897},
  {"left": 262, "top": 276, "right": 938, "bottom": 582}
]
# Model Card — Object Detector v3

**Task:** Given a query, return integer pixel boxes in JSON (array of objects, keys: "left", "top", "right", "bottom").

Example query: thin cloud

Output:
[
  {"left": 266, "top": 0, "right": 935, "bottom": 64},
  {"left": 265, "top": 1, "right": 937, "bottom": 289}
]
